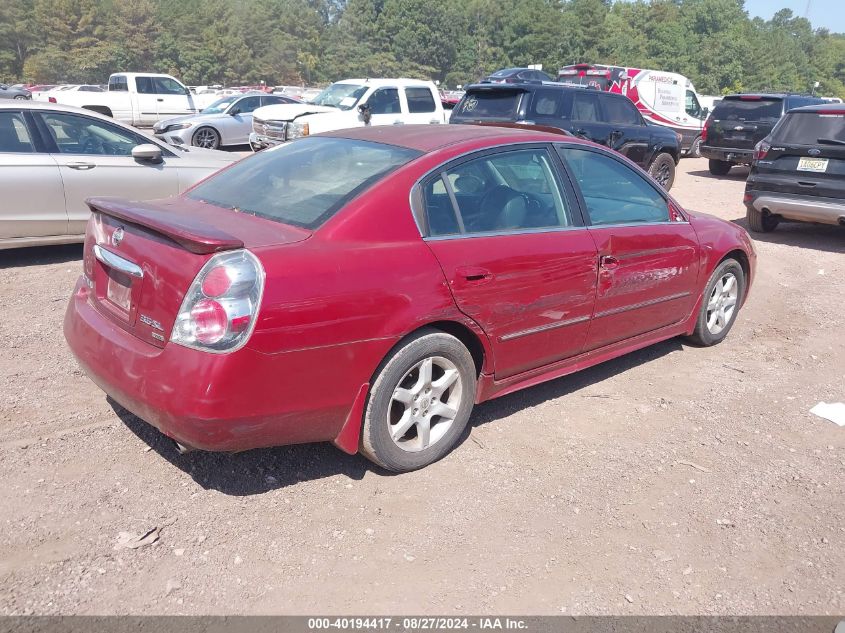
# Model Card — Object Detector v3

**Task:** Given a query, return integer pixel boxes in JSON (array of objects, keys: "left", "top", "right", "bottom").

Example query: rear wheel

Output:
[
  {"left": 192, "top": 126, "right": 221, "bottom": 149},
  {"left": 708, "top": 159, "right": 732, "bottom": 176},
  {"left": 648, "top": 152, "right": 676, "bottom": 190},
  {"left": 687, "top": 259, "right": 745, "bottom": 347},
  {"left": 746, "top": 206, "right": 779, "bottom": 233},
  {"left": 360, "top": 329, "right": 476, "bottom": 472},
  {"left": 13, "top": 95, "right": 28, "bottom": 100},
  {"left": 688, "top": 136, "right": 702, "bottom": 158}
]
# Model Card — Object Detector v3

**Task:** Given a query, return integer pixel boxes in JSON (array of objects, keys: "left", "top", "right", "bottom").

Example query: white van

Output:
[{"left": 558, "top": 64, "right": 709, "bottom": 157}]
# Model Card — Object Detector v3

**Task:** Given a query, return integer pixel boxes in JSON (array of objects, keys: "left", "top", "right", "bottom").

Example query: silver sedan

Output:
[
  {"left": 0, "top": 84, "right": 31, "bottom": 100},
  {"left": 0, "top": 101, "right": 237, "bottom": 250},
  {"left": 153, "top": 92, "right": 299, "bottom": 149}
]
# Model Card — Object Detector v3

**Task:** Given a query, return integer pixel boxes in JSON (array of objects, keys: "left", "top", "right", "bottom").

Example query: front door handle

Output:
[
  {"left": 600, "top": 255, "right": 620, "bottom": 270},
  {"left": 67, "top": 162, "right": 95, "bottom": 170},
  {"left": 455, "top": 266, "right": 492, "bottom": 283},
  {"left": 157, "top": 98, "right": 164, "bottom": 102}
]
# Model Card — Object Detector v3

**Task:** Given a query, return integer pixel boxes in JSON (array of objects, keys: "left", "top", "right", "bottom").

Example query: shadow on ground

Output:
[
  {"left": 731, "top": 216, "right": 845, "bottom": 254},
  {"left": 113, "top": 337, "right": 685, "bottom": 496},
  {"left": 687, "top": 167, "right": 750, "bottom": 181},
  {"left": 0, "top": 244, "right": 82, "bottom": 269}
]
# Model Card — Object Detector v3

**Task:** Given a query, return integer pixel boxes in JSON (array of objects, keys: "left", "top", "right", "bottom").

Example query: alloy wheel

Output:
[
  {"left": 706, "top": 272, "right": 738, "bottom": 335},
  {"left": 193, "top": 128, "right": 219, "bottom": 149}
]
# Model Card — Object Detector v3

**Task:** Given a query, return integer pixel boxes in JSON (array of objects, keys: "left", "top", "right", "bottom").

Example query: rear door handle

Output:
[
  {"left": 455, "top": 266, "right": 492, "bottom": 282},
  {"left": 797, "top": 181, "right": 817, "bottom": 187},
  {"left": 67, "top": 162, "right": 95, "bottom": 170},
  {"left": 600, "top": 255, "right": 619, "bottom": 270},
  {"left": 157, "top": 98, "right": 164, "bottom": 102}
]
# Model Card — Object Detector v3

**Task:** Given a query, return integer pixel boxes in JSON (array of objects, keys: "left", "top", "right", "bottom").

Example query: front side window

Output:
[
  {"left": 685, "top": 90, "right": 702, "bottom": 118},
  {"left": 423, "top": 148, "right": 573, "bottom": 237},
  {"left": 557, "top": 146, "right": 669, "bottom": 225},
  {"left": 405, "top": 87, "right": 436, "bottom": 113},
  {"left": 38, "top": 112, "right": 147, "bottom": 156},
  {"left": 135, "top": 76, "right": 155, "bottom": 94},
  {"left": 154, "top": 77, "right": 186, "bottom": 95},
  {"left": 0, "top": 112, "right": 35, "bottom": 153},
  {"left": 602, "top": 96, "right": 641, "bottom": 125},
  {"left": 366, "top": 88, "right": 401, "bottom": 115},
  {"left": 233, "top": 96, "right": 261, "bottom": 114},
  {"left": 187, "top": 137, "right": 421, "bottom": 229}
]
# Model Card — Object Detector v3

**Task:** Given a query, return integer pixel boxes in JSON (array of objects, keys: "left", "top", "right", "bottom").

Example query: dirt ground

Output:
[{"left": 0, "top": 158, "right": 843, "bottom": 616}]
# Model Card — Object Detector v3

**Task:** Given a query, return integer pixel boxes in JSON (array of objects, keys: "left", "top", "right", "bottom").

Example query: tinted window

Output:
[
  {"left": 109, "top": 76, "right": 128, "bottom": 92},
  {"left": 571, "top": 92, "right": 601, "bottom": 122},
  {"left": 367, "top": 88, "right": 401, "bottom": 115},
  {"left": 773, "top": 111, "right": 845, "bottom": 144},
  {"left": 602, "top": 96, "right": 641, "bottom": 125},
  {"left": 38, "top": 112, "right": 147, "bottom": 156},
  {"left": 786, "top": 96, "right": 825, "bottom": 110},
  {"left": 187, "top": 137, "right": 420, "bottom": 229},
  {"left": 135, "top": 76, "right": 155, "bottom": 94},
  {"left": 530, "top": 89, "right": 567, "bottom": 118},
  {"left": 558, "top": 147, "right": 669, "bottom": 225},
  {"left": 0, "top": 112, "right": 35, "bottom": 153},
  {"left": 713, "top": 98, "right": 783, "bottom": 122},
  {"left": 455, "top": 90, "right": 523, "bottom": 119},
  {"left": 405, "top": 87, "right": 436, "bottom": 113},
  {"left": 263, "top": 95, "right": 295, "bottom": 106},
  {"left": 424, "top": 149, "right": 573, "bottom": 236},
  {"left": 154, "top": 77, "right": 186, "bottom": 95},
  {"left": 233, "top": 96, "right": 261, "bottom": 114}
]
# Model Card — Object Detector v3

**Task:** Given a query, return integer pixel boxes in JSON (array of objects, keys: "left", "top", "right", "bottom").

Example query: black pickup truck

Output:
[{"left": 450, "top": 82, "right": 682, "bottom": 190}]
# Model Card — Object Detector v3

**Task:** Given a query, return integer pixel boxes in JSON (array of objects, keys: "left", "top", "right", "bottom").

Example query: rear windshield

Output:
[
  {"left": 453, "top": 90, "right": 523, "bottom": 120},
  {"left": 773, "top": 111, "right": 845, "bottom": 144},
  {"left": 187, "top": 137, "right": 421, "bottom": 229},
  {"left": 712, "top": 98, "right": 782, "bottom": 122}
]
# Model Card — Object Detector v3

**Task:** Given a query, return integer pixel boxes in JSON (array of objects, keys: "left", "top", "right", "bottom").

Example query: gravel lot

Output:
[{"left": 1, "top": 158, "right": 843, "bottom": 616}]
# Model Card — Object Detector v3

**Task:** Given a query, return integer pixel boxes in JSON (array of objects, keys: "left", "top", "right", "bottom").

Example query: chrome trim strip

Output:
[
  {"left": 93, "top": 244, "right": 143, "bottom": 278},
  {"left": 500, "top": 315, "right": 590, "bottom": 342},
  {"left": 593, "top": 291, "right": 690, "bottom": 319},
  {"left": 424, "top": 224, "right": 586, "bottom": 241}
]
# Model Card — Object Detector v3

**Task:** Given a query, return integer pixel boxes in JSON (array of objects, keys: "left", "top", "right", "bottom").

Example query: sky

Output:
[{"left": 744, "top": 0, "right": 845, "bottom": 34}]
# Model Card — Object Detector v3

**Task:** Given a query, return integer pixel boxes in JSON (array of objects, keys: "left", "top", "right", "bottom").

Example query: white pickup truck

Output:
[
  {"left": 249, "top": 78, "right": 446, "bottom": 150},
  {"left": 40, "top": 73, "right": 199, "bottom": 127}
]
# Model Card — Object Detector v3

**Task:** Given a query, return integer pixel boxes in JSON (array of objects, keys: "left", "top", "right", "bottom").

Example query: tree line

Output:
[{"left": 1, "top": 0, "right": 844, "bottom": 98}]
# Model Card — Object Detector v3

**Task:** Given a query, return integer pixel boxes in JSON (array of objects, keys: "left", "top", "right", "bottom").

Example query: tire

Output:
[
  {"left": 687, "top": 136, "right": 702, "bottom": 158},
  {"left": 687, "top": 259, "right": 745, "bottom": 347},
  {"left": 192, "top": 126, "right": 221, "bottom": 149},
  {"left": 647, "top": 152, "right": 675, "bottom": 190},
  {"left": 360, "top": 329, "right": 476, "bottom": 472},
  {"left": 13, "top": 95, "right": 28, "bottom": 100},
  {"left": 708, "top": 159, "right": 732, "bottom": 176},
  {"left": 746, "top": 206, "right": 779, "bottom": 233}
]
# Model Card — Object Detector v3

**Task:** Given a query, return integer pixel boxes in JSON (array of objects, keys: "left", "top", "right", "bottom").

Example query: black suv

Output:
[
  {"left": 450, "top": 82, "right": 681, "bottom": 189},
  {"left": 744, "top": 103, "right": 845, "bottom": 232},
  {"left": 701, "top": 93, "right": 826, "bottom": 175}
]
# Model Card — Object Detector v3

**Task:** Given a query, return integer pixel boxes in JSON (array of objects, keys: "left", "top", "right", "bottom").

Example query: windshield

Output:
[
  {"left": 308, "top": 83, "right": 368, "bottom": 109},
  {"left": 713, "top": 98, "right": 782, "bottom": 122},
  {"left": 453, "top": 90, "right": 524, "bottom": 120},
  {"left": 202, "top": 96, "right": 239, "bottom": 114},
  {"left": 773, "top": 111, "right": 845, "bottom": 144},
  {"left": 187, "top": 137, "right": 421, "bottom": 229}
]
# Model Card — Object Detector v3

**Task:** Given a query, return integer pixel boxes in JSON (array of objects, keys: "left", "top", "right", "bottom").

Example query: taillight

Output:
[
  {"left": 171, "top": 250, "right": 264, "bottom": 353},
  {"left": 753, "top": 140, "right": 770, "bottom": 161},
  {"left": 48, "top": 97, "right": 56, "bottom": 103},
  {"left": 701, "top": 117, "right": 710, "bottom": 143}
]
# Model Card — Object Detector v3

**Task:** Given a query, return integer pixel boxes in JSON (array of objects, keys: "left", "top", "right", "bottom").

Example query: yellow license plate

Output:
[{"left": 797, "top": 157, "right": 828, "bottom": 172}]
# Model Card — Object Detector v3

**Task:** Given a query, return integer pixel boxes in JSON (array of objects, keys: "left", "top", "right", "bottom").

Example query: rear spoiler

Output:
[{"left": 87, "top": 197, "right": 244, "bottom": 255}]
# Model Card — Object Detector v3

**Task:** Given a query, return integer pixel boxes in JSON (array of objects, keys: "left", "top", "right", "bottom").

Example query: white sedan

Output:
[{"left": 0, "top": 101, "right": 237, "bottom": 250}]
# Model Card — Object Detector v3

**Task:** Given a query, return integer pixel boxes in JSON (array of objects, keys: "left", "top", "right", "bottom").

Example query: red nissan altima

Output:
[{"left": 64, "top": 125, "right": 755, "bottom": 472}]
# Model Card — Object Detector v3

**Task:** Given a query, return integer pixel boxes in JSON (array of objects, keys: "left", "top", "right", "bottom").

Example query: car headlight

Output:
[
  {"left": 162, "top": 122, "right": 193, "bottom": 133},
  {"left": 285, "top": 122, "right": 309, "bottom": 140}
]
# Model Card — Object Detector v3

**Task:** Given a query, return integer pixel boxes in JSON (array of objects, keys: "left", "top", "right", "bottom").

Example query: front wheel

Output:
[
  {"left": 192, "top": 126, "right": 221, "bottom": 149},
  {"left": 648, "top": 152, "right": 676, "bottom": 190},
  {"left": 687, "top": 259, "right": 745, "bottom": 347},
  {"left": 708, "top": 159, "right": 732, "bottom": 176},
  {"left": 360, "top": 329, "right": 476, "bottom": 472}
]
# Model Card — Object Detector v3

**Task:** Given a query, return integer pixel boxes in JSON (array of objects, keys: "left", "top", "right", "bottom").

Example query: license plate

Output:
[
  {"left": 107, "top": 274, "right": 132, "bottom": 312},
  {"left": 797, "top": 157, "right": 828, "bottom": 172}
]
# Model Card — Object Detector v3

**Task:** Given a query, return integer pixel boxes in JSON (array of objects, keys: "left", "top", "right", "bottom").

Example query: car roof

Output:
[
  {"left": 0, "top": 100, "right": 116, "bottom": 115},
  {"left": 722, "top": 93, "right": 818, "bottom": 100},
  {"left": 788, "top": 103, "right": 845, "bottom": 114},
  {"left": 338, "top": 78, "right": 434, "bottom": 88},
  {"left": 322, "top": 124, "right": 586, "bottom": 153}
]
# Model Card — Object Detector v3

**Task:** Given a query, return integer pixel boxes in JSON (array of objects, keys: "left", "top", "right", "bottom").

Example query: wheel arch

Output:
[
  {"left": 192, "top": 125, "right": 221, "bottom": 146},
  {"left": 719, "top": 248, "right": 751, "bottom": 304}
]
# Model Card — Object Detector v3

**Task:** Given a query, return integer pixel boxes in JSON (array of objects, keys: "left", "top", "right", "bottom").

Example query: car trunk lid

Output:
[{"left": 83, "top": 196, "right": 310, "bottom": 348}]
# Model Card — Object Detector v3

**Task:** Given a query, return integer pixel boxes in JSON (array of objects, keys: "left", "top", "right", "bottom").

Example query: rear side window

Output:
[
  {"left": 773, "top": 111, "right": 845, "bottom": 144},
  {"left": 602, "top": 96, "right": 641, "bottom": 125},
  {"left": 571, "top": 92, "right": 601, "bottom": 122},
  {"left": 558, "top": 147, "right": 669, "bottom": 225},
  {"left": 405, "top": 87, "right": 436, "bottom": 113},
  {"left": 786, "top": 96, "right": 825, "bottom": 110},
  {"left": 529, "top": 89, "right": 568, "bottom": 118},
  {"left": 187, "top": 137, "right": 421, "bottom": 229},
  {"left": 0, "top": 112, "right": 35, "bottom": 153},
  {"left": 455, "top": 90, "right": 523, "bottom": 119},
  {"left": 713, "top": 98, "right": 783, "bottom": 122}
]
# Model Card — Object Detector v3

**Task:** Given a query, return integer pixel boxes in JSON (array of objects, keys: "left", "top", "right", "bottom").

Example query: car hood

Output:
[
  {"left": 252, "top": 103, "right": 337, "bottom": 122},
  {"left": 154, "top": 112, "right": 227, "bottom": 131},
  {"left": 167, "top": 144, "right": 239, "bottom": 166}
]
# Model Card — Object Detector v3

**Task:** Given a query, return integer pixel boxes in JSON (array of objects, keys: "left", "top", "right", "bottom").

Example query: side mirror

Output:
[
  {"left": 358, "top": 103, "right": 372, "bottom": 125},
  {"left": 702, "top": 107, "right": 710, "bottom": 117},
  {"left": 131, "top": 144, "right": 163, "bottom": 163},
  {"left": 229, "top": 107, "right": 241, "bottom": 116}
]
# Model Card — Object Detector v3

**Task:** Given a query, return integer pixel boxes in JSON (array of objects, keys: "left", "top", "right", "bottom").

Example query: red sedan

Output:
[{"left": 64, "top": 125, "right": 756, "bottom": 472}]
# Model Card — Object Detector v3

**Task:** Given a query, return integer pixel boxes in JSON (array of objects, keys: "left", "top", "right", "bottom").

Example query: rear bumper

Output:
[
  {"left": 745, "top": 192, "right": 845, "bottom": 226},
  {"left": 701, "top": 145, "right": 753, "bottom": 164},
  {"left": 64, "top": 277, "right": 379, "bottom": 452}
]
